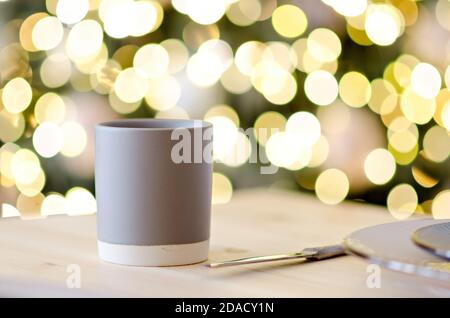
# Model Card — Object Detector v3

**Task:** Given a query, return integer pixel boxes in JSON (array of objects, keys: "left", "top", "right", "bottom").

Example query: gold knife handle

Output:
[{"left": 302, "top": 244, "right": 347, "bottom": 260}]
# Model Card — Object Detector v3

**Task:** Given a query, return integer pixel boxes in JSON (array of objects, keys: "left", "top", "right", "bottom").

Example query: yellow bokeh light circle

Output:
[
  {"left": 206, "top": 116, "right": 238, "bottom": 161},
  {"left": 253, "top": 111, "right": 286, "bottom": 146},
  {"left": 66, "top": 187, "right": 97, "bottom": 215},
  {"left": 266, "top": 131, "right": 303, "bottom": 168},
  {"left": 315, "top": 168, "right": 349, "bottom": 205},
  {"left": 56, "top": 0, "right": 89, "bottom": 24},
  {"left": 410, "top": 63, "right": 441, "bottom": 99},
  {"left": 198, "top": 39, "right": 233, "bottom": 72},
  {"left": 204, "top": 104, "right": 240, "bottom": 127},
  {"left": 272, "top": 4, "right": 307, "bottom": 38},
  {"left": 66, "top": 19, "right": 104, "bottom": 63},
  {"left": 285, "top": 111, "right": 321, "bottom": 148},
  {"left": 226, "top": 0, "right": 261, "bottom": 26},
  {"left": 129, "top": 1, "right": 159, "bottom": 37},
  {"left": 365, "top": 4, "right": 403, "bottom": 46},
  {"left": 304, "top": 70, "right": 338, "bottom": 106},
  {"left": 33, "top": 122, "right": 63, "bottom": 158},
  {"left": 432, "top": 190, "right": 450, "bottom": 219},
  {"left": 339, "top": 71, "right": 371, "bottom": 108},
  {"left": 261, "top": 69, "right": 297, "bottom": 105},
  {"left": 220, "top": 62, "right": 252, "bottom": 94},
  {"left": 368, "top": 79, "right": 398, "bottom": 114},
  {"left": 133, "top": 44, "right": 169, "bottom": 79},
  {"left": 212, "top": 172, "right": 233, "bottom": 205},
  {"left": 400, "top": 87, "right": 436, "bottom": 125},
  {"left": 1, "top": 203, "right": 20, "bottom": 218},
  {"left": 34, "top": 92, "right": 66, "bottom": 124},
  {"left": 330, "top": 0, "right": 367, "bottom": 17},
  {"left": 145, "top": 75, "right": 181, "bottom": 111},
  {"left": 387, "top": 117, "right": 418, "bottom": 153},
  {"left": 186, "top": 51, "right": 224, "bottom": 88},
  {"left": 0, "top": 111, "right": 25, "bottom": 143},
  {"left": 60, "top": 122, "right": 87, "bottom": 157},
  {"left": 114, "top": 67, "right": 148, "bottom": 103},
  {"left": 308, "top": 135, "right": 329, "bottom": 168},
  {"left": 423, "top": 125, "right": 450, "bottom": 163},
  {"left": 19, "top": 12, "right": 48, "bottom": 52},
  {"left": 16, "top": 193, "right": 45, "bottom": 218},
  {"left": 17, "top": 169, "right": 46, "bottom": 198},
  {"left": 40, "top": 53, "right": 72, "bottom": 88},
  {"left": 187, "top": 0, "right": 226, "bottom": 25},
  {"left": 435, "top": 0, "right": 450, "bottom": 31},
  {"left": 393, "top": 54, "right": 419, "bottom": 88},
  {"left": 101, "top": 0, "right": 160, "bottom": 38},
  {"left": 387, "top": 184, "right": 417, "bottom": 220},
  {"left": 307, "top": 28, "right": 341, "bottom": 63},
  {"left": 0, "top": 143, "right": 20, "bottom": 181},
  {"left": 235, "top": 41, "right": 265, "bottom": 76},
  {"left": 108, "top": 92, "right": 141, "bottom": 114},
  {"left": 32, "top": 16, "right": 64, "bottom": 51},
  {"left": 220, "top": 131, "right": 252, "bottom": 167},
  {"left": 160, "top": 39, "right": 189, "bottom": 74},
  {"left": 263, "top": 41, "right": 297, "bottom": 72},
  {"left": 11, "top": 149, "right": 41, "bottom": 186},
  {"left": 364, "top": 148, "right": 396, "bottom": 185},
  {"left": 2, "top": 77, "right": 32, "bottom": 114},
  {"left": 155, "top": 106, "right": 189, "bottom": 120},
  {"left": 41, "top": 193, "right": 67, "bottom": 216},
  {"left": 76, "top": 43, "right": 108, "bottom": 75}
]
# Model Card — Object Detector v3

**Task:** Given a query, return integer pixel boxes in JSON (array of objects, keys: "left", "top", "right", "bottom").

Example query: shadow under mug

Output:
[{"left": 95, "top": 119, "right": 213, "bottom": 266}]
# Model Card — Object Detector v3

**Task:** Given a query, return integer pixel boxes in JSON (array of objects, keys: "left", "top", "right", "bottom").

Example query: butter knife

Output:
[{"left": 208, "top": 244, "right": 346, "bottom": 268}]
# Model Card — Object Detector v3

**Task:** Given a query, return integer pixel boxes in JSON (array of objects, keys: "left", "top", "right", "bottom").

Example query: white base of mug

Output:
[{"left": 97, "top": 240, "right": 209, "bottom": 266}]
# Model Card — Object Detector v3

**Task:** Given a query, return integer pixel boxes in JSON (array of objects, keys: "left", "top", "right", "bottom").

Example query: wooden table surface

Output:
[{"left": 0, "top": 188, "right": 449, "bottom": 297}]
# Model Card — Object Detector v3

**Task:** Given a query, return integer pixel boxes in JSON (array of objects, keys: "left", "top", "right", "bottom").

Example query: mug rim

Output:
[{"left": 96, "top": 118, "right": 212, "bottom": 131}]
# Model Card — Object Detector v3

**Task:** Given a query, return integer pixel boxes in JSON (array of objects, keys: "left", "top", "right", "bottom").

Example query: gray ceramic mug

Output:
[{"left": 95, "top": 119, "right": 213, "bottom": 266}]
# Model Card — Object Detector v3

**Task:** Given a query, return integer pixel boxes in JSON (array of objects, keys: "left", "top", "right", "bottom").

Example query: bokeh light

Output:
[
  {"left": 66, "top": 19, "right": 103, "bottom": 62},
  {"left": 304, "top": 70, "right": 338, "bottom": 106},
  {"left": 56, "top": 0, "right": 89, "bottom": 25},
  {"left": 365, "top": 4, "right": 403, "bottom": 46},
  {"left": 0, "top": 1, "right": 448, "bottom": 221},
  {"left": 272, "top": 4, "right": 307, "bottom": 38},
  {"left": 212, "top": 172, "right": 233, "bottom": 204},
  {"left": 34, "top": 92, "right": 66, "bottom": 124},
  {"left": 40, "top": 53, "right": 72, "bottom": 88},
  {"left": 364, "top": 148, "right": 396, "bottom": 185},
  {"left": 410, "top": 63, "right": 441, "bottom": 99},
  {"left": 254, "top": 111, "right": 286, "bottom": 146},
  {"left": 387, "top": 184, "right": 417, "bottom": 220},
  {"left": 2, "top": 77, "right": 32, "bottom": 114},
  {"left": 422, "top": 125, "right": 450, "bottom": 163},
  {"left": 133, "top": 44, "right": 169, "bottom": 79},
  {"left": 315, "top": 168, "right": 349, "bottom": 205},
  {"left": 114, "top": 67, "right": 148, "bottom": 103},
  {"left": 60, "top": 122, "right": 87, "bottom": 157},
  {"left": 307, "top": 28, "right": 341, "bottom": 63},
  {"left": 432, "top": 190, "right": 450, "bottom": 219},
  {"left": 339, "top": 71, "right": 371, "bottom": 108},
  {"left": 32, "top": 16, "right": 64, "bottom": 51},
  {"left": 65, "top": 187, "right": 97, "bottom": 215}
]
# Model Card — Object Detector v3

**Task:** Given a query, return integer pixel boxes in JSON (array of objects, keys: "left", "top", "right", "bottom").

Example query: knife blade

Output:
[{"left": 208, "top": 244, "right": 347, "bottom": 268}]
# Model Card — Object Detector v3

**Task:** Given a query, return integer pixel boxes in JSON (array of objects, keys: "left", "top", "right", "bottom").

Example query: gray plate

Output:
[
  {"left": 412, "top": 222, "right": 450, "bottom": 260},
  {"left": 344, "top": 218, "right": 450, "bottom": 282}
]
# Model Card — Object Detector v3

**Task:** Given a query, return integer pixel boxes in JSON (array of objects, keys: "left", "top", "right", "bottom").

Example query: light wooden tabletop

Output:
[{"left": 0, "top": 188, "right": 449, "bottom": 297}]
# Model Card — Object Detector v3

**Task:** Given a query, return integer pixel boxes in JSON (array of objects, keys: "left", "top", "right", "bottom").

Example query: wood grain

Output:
[{"left": 0, "top": 188, "right": 448, "bottom": 297}]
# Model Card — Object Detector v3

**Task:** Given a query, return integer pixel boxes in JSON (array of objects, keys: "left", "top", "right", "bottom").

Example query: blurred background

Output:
[{"left": 0, "top": 0, "right": 449, "bottom": 220}]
